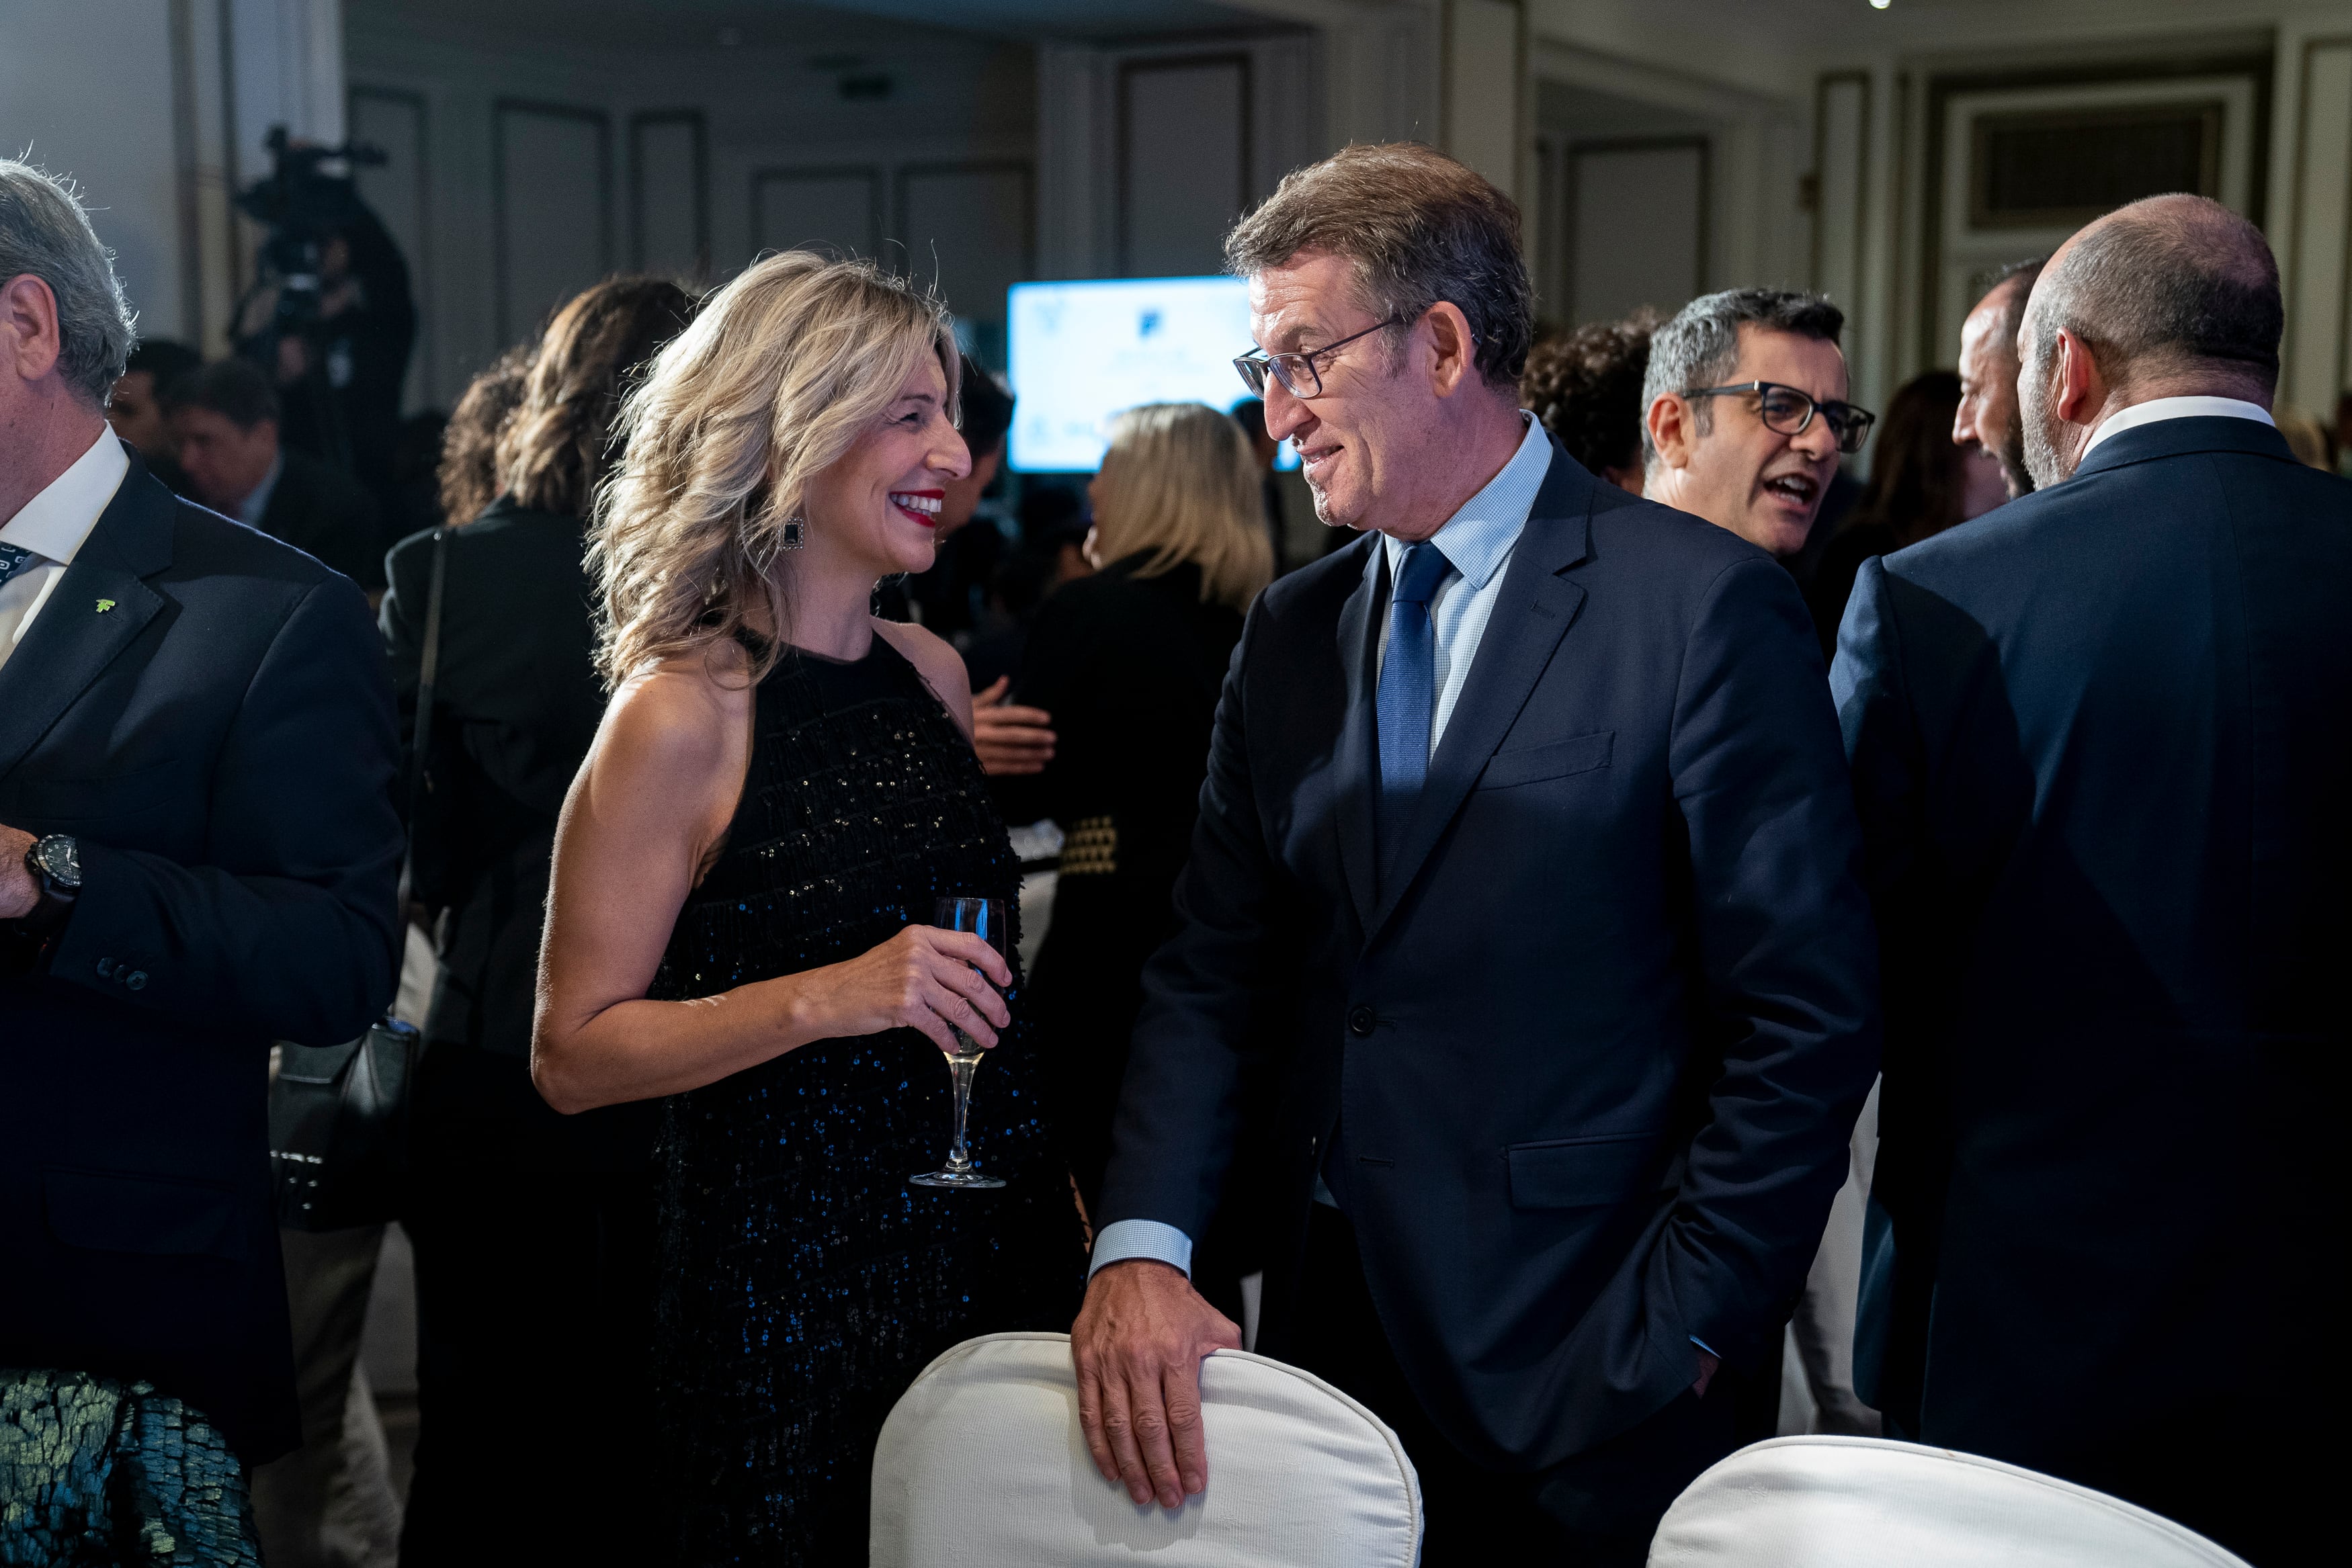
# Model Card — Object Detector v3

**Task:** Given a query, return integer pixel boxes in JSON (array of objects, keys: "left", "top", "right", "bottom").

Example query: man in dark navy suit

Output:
[
  {"left": 0, "top": 159, "right": 403, "bottom": 1496},
  {"left": 1834, "top": 194, "right": 2342, "bottom": 1565},
  {"left": 1068, "top": 144, "right": 1881, "bottom": 1563}
]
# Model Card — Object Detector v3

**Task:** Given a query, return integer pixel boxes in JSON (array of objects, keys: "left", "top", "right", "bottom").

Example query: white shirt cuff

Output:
[{"left": 1089, "top": 1219, "right": 1193, "bottom": 1278}]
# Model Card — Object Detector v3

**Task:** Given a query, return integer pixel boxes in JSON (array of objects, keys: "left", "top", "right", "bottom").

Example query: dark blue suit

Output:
[
  {"left": 0, "top": 451, "right": 403, "bottom": 1462},
  {"left": 1833, "top": 415, "right": 2343, "bottom": 1562},
  {"left": 1099, "top": 439, "right": 1880, "bottom": 1504}
]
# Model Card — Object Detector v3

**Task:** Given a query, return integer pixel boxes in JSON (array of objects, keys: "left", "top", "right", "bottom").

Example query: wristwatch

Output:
[{"left": 23, "top": 832, "right": 81, "bottom": 927}]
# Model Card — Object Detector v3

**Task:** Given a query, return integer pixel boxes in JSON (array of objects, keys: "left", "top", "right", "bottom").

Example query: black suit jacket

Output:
[
  {"left": 1099, "top": 438, "right": 1881, "bottom": 1470},
  {"left": 1833, "top": 417, "right": 2345, "bottom": 1484},
  {"left": 999, "top": 557, "right": 1245, "bottom": 897},
  {"left": 259, "top": 447, "right": 387, "bottom": 592},
  {"left": 0, "top": 452, "right": 403, "bottom": 1461}
]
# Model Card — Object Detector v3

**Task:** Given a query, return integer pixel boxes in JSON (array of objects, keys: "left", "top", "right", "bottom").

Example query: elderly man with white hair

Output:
[{"left": 0, "top": 160, "right": 402, "bottom": 1556}]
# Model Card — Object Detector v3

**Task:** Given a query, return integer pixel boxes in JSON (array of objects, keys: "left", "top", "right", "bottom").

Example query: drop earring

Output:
[{"left": 781, "top": 515, "right": 806, "bottom": 550}]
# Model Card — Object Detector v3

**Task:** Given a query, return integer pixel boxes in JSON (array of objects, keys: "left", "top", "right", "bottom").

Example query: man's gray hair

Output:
[
  {"left": 0, "top": 159, "right": 138, "bottom": 406},
  {"left": 1224, "top": 142, "right": 1534, "bottom": 389},
  {"left": 1640, "top": 288, "right": 1845, "bottom": 470},
  {"left": 2025, "top": 193, "right": 2280, "bottom": 395}
]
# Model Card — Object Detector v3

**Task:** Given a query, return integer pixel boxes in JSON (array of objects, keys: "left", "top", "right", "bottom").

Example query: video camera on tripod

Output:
[
  {"left": 229, "top": 125, "right": 420, "bottom": 482},
  {"left": 233, "top": 126, "right": 388, "bottom": 345}
]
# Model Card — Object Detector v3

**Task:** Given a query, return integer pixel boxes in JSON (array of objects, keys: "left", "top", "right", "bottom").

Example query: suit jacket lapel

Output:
[
  {"left": 0, "top": 462, "right": 175, "bottom": 780},
  {"left": 1364, "top": 444, "right": 1594, "bottom": 941},
  {"left": 1331, "top": 535, "right": 1383, "bottom": 937}
]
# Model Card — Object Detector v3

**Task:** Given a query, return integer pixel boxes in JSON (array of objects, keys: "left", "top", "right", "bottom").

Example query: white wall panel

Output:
[
  {"left": 1445, "top": 0, "right": 1523, "bottom": 200},
  {"left": 351, "top": 89, "right": 429, "bottom": 410},
  {"left": 632, "top": 113, "right": 706, "bottom": 278},
  {"left": 1813, "top": 75, "right": 1868, "bottom": 323},
  {"left": 752, "top": 167, "right": 882, "bottom": 259},
  {"left": 0, "top": 1, "right": 185, "bottom": 340},
  {"left": 495, "top": 102, "right": 610, "bottom": 342},
  {"left": 896, "top": 163, "right": 1032, "bottom": 351},
  {"left": 1120, "top": 57, "right": 1247, "bottom": 277},
  {"left": 2287, "top": 38, "right": 2352, "bottom": 419},
  {"left": 1568, "top": 141, "right": 1706, "bottom": 324}
]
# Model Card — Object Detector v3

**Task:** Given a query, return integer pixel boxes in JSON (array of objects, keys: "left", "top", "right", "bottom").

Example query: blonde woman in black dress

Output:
[{"left": 533, "top": 253, "right": 1083, "bottom": 1563}]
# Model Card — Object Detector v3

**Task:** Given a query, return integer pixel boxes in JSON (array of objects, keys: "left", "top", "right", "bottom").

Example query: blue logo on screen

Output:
[{"left": 1138, "top": 309, "right": 1162, "bottom": 338}]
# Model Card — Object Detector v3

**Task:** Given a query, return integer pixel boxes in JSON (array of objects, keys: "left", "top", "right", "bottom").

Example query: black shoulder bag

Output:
[{"left": 268, "top": 527, "right": 449, "bottom": 1231}]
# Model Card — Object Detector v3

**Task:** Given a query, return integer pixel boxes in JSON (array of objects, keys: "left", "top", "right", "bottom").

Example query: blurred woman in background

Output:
[
  {"left": 433, "top": 341, "right": 534, "bottom": 530},
  {"left": 1000, "top": 401, "right": 1273, "bottom": 1296},
  {"left": 1806, "top": 368, "right": 2007, "bottom": 658},
  {"left": 381, "top": 275, "right": 695, "bottom": 1566}
]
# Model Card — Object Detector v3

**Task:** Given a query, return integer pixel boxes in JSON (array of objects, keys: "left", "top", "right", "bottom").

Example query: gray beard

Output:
[
  {"left": 1997, "top": 417, "right": 2035, "bottom": 497},
  {"left": 2019, "top": 369, "right": 2075, "bottom": 491},
  {"left": 2023, "top": 408, "right": 2074, "bottom": 491}
]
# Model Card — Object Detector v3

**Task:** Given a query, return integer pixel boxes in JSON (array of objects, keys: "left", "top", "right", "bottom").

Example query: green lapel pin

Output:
[{"left": 95, "top": 598, "right": 116, "bottom": 613}]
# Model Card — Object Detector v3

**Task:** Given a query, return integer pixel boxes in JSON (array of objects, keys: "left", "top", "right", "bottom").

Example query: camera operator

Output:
[{"left": 233, "top": 131, "right": 417, "bottom": 510}]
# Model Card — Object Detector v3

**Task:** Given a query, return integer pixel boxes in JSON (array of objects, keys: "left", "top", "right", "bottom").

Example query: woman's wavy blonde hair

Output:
[
  {"left": 1091, "top": 402, "right": 1275, "bottom": 613},
  {"left": 589, "top": 251, "right": 958, "bottom": 688}
]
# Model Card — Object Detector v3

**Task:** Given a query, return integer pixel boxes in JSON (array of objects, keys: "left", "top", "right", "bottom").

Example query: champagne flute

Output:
[{"left": 911, "top": 896, "right": 1009, "bottom": 1190}]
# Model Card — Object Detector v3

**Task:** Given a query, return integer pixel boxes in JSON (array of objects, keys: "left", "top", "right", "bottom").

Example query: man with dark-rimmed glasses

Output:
[
  {"left": 1641, "top": 290, "right": 1873, "bottom": 561},
  {"left": 1071, "top": 142, "right": 1880, "bottom": 1563}
]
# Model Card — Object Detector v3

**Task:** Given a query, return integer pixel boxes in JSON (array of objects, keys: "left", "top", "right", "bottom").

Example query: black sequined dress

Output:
[{"left": 646, "top": 636, "right": 1084, "bottom": 1563}]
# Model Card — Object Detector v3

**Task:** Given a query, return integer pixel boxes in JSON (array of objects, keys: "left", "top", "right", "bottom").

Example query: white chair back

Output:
[
  {"left": 872, "top": 1331, "right": 1422, "bottom": 1567},
  {"left": 1648, "top": 1436, "right": 2251, "bottom": 1567}
]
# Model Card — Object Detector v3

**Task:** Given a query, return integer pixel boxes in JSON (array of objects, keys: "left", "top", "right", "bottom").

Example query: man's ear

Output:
[
  {"left": 1423, "top": 302, "right": 1478, "bottom": 398},
  {"left": 1, "top": 273, "right": 65, "bottom": 384},
  {"left": 1645, "top": 392, "right": 1695, "bottom": 472},
  {"left": 2051, "top": 328, "right": 2106, "bottom": 427}
]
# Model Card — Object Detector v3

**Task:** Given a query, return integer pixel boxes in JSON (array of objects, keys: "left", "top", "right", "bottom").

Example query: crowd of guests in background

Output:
[
  {"left": 3, "top": 133, "right": 2346, "bottom": 1568},
  {"left": 85, "top": 245, "right": 2352, "bottom": 726}
]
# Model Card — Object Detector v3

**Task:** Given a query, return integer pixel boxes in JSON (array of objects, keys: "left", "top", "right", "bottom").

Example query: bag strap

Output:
[{"left": 397, "top": 525, "right": 451, "bottom": 902}]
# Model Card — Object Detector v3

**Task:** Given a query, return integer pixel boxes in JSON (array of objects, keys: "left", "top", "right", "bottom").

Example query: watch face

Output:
[{"left": 36, "top": 835, "right": 79, "bottom": 888}]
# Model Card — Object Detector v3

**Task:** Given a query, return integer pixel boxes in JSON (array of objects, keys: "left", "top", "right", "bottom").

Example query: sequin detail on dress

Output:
[{"left": 646, "top": 639, "right": 1083, "bottom": 1565}]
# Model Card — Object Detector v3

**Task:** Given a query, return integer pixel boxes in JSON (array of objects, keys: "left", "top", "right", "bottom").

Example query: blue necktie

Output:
[
  {"left": 1375, "top": 541, "right": 1452, "bottom": 885},
  {"left": 0, "top": 543, "right": 35, "bottom": 592}
]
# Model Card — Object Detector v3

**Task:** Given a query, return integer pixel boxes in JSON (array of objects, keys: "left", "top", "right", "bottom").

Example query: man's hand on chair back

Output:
[{"left": 1070, "top": 1260, "right": 1243, "bottom": 1508}]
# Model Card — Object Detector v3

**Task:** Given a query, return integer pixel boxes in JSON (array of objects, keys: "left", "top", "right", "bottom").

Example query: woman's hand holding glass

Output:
[{"left": 796, "top": 924, "right": 1010, "bottom": 1053}]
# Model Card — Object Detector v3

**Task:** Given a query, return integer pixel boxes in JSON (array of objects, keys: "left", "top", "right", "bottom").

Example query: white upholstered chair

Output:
[
  {"left": 1648, "top": 1436, "right": 2251, "bottom": 1568},
  {"left": 870, "top": 1331, "right": 1423, "bottom": 1567}
]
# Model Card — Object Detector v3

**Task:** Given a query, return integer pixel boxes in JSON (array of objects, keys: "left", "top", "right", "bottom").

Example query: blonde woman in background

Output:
[
  {"left": 532, "top": 253, "right": 1083, "bottom": 1563},
  {"left": 993, "top": 401, "right": 1273, "bottom": 1309}
]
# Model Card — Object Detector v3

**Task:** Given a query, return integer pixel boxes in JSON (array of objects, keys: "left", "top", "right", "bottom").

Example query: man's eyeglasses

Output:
[
  {"left": 1681, "top": 381, "right": 1878, "bottom": 455},
  {"left": 1234, "top": 318, "right": 1401, "bottom": 400}
]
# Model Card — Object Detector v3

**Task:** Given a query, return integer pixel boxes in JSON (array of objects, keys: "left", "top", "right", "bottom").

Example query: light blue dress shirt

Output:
[{"left": 1089, "top": 415, "right": 1553, "bottom": 1280}]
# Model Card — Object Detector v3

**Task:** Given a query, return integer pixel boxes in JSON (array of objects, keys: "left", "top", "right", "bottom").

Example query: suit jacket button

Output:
[
  {"left": 126, "top": 971, "right": 149, "bottom": 990},
  {"left": 95, "top": 957, "right": 114, "bottom": 978},
  {"left": 1347, "top": 1004, "right": 1376, "bottom": 1038}
]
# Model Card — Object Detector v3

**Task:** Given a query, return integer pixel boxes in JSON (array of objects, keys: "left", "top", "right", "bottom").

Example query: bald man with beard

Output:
[
  {"left": 1951, "top": 258, "right": 2043, "bottom": 499},
  {"left": 1831, "top": 195, "right": 2343, "bottom": 1564}
]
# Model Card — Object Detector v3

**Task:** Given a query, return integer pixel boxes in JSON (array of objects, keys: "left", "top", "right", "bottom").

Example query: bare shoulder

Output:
[
  {"left": 589, "top": 643, "right": 755, "bottom": 812},
  {"left": 873, "top": 617, "right": 974, "bottom": 734}
]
